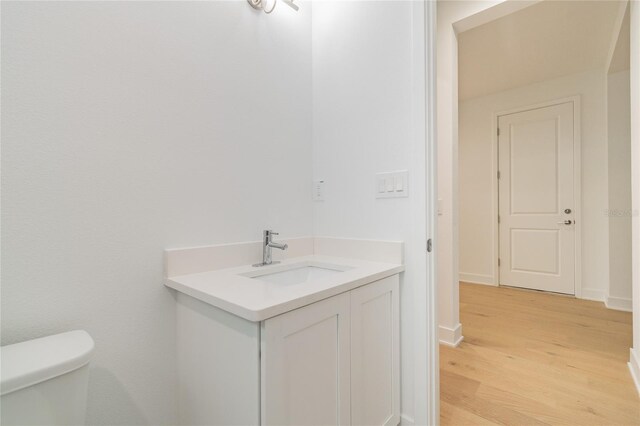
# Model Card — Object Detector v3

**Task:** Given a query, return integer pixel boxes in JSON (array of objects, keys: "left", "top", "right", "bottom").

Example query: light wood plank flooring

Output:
[{"left": 440, "top": 283, "right": 640, "bottom": 425}]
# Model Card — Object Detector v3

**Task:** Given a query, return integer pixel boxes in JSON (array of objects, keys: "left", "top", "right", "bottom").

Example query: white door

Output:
[
  {"left": 350, "top": 276, "right": 400, "bottom": 426},
  {"left": 498, "top": 102, "right": 575, "bottom": 294},
  {"left": 261, "top": 292, "right": 350, "bottom": 426}
]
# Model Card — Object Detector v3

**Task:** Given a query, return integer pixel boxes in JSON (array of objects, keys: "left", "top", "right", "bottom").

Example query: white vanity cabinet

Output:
[
  {"left": 349, "top": 276, "right": 400, "bottom": 426},
  {"left": 176, "top": 274, "right": 400, "bottom": 426},
  {"left": 261, "top": 291, "right": 351, "bottom": 425}
]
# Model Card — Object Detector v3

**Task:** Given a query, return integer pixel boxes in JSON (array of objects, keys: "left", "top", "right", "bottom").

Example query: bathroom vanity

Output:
[{"left": 165, "top": 238, "right": 403, "bottom": 426}]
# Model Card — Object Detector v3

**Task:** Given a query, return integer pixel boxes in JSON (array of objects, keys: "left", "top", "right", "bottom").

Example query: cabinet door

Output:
[
  {"left": 351, "top": 276, "right": 400, "bottom": 426},
  {"left": 261, "top": 292, "right": 350, "bottom": 426}
]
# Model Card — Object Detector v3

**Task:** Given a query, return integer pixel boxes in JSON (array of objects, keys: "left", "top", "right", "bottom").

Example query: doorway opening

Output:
[{"left": 437, "top": 0, "right": 638, "bottom": 423}]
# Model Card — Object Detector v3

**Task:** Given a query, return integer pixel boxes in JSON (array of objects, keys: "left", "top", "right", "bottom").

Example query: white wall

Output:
[
  {"left": 459, "top": 69, "right": 610, "bottom": 299},
  {"left": 436, "top": 0, "right": 528, "bottom": 346},
  {"left": 312, "top": 1, "right": 427, "bottom": 423},
  {"left": 607, "top": 69, "right": 633, "bottom": 310},
  {"left": 1, "top": 2, "right": 312, "bottom": 424}
]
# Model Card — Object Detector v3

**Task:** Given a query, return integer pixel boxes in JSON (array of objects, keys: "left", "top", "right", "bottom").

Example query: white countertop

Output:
[{"left": 165, "top": 255, "right": 404, "bottom": 322}]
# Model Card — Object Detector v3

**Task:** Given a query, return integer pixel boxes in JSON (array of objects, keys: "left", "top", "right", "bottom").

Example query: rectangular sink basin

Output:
[{"left": 242, "top": 263, "right": 352, "bottom": 286}]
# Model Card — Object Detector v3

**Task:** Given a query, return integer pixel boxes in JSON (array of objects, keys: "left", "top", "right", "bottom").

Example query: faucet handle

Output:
[{"left": 263, "top": 230, "right": 278, "bottom": 240}]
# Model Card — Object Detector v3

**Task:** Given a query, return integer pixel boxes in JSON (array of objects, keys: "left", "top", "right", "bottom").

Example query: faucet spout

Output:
[
  {"left": 268, "top": 242, "right": 288, "bottom": 251},
  {"left": 253, "top": 230, "right": 288, "bottom": 267}
]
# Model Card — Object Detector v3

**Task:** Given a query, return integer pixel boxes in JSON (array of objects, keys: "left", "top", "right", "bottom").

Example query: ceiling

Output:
[{"left": 458, "top": 0, "right": 623, "bottom": 100}]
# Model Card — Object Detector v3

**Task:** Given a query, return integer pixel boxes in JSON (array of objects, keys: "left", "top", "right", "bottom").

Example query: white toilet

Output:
[{"left": 1, "top": 330, "right": 94, "bottom": 426}]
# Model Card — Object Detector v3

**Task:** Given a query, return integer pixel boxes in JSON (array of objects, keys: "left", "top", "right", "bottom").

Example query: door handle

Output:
[{"left": 557, "top": 220, "right": 572, "bottom": 225}]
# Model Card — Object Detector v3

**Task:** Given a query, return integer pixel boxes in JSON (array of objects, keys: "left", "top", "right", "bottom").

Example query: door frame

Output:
[
  {"left": 421, "top": 1, "right": 439, "bottom": 423},
  {"left": 493, "top": 96, "right": 582, "bottom": 297}
]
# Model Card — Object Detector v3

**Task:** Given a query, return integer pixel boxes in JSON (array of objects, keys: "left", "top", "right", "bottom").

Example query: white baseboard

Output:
[
  {"left": 580, "top": 288, "right": 605, "bottom": 302},
  {"left": 439, "top": 323, "right": 463, "bottom": 347},
  {"left": 605, "top": 295, "right": 633, "bottom": 312},
  {"left": 459, "top": 272, "right": 496, "bottom": 286},
  {"left": 400, "top": 414, "right": 415, "bottom": 426},
  {"left": 629, "top": 349, "right": 640, "bottom": 396}
]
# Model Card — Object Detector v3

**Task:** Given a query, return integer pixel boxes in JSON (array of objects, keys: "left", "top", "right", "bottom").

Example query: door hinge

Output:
[
  {"left": 497, "top": 127, "right": 500, "bottom": 136},
  {"left": 427, "top": 238, "right": 433, "bottom": 253},
  {"left": 498, "top": 215, "right": 500, "bottom": 224},
  {"left": 497, "top": 170, "right": 501, "bottom": 179},
  {"left": 498, "top": 258, "right": 501, "bottom": 267}
]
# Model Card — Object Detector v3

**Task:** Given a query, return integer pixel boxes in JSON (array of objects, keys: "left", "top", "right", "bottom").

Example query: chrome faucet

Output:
[{"left": 254, "top": 230, "right": 288, "bottom": 267}]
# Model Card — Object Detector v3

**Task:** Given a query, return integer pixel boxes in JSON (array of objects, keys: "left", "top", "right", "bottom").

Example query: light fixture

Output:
[{"left": 247, "top": 0, "right": 298, "bottom": 14}]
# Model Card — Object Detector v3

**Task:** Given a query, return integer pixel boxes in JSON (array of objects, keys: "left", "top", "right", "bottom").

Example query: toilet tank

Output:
[{"left": 1, "top": 330, "right": 94, "bottom": 426}]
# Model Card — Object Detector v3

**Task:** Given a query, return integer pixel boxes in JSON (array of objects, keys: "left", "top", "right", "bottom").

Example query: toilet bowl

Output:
[{"left": 1, "top": 330, "right": 94, "bottom": 426}]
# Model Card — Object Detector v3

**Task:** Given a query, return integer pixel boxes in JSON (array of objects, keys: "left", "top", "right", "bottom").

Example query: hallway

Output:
[{"left": 440, "top": 283, "right": 639, "bottom": 425}]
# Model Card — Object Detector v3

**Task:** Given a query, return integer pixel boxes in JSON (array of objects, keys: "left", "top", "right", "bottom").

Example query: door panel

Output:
[
  {"left": 261, "top": 292, "right": 350, "bottom": 426},
  {"left": 350, "top": 276, "right": 400, "bottom": 426},
  {"left": 510, "top": 118, "right": 559, "bottom": 214},
  {"left": 498, "top": 102, "right": 575, "bottom": 294},
  {"left": 510, "top": 229, "right": 559, "bottom": 274}
]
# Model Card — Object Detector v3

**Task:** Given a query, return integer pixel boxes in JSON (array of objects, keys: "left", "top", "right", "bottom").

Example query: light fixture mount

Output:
[{"left": 247, "top": 0, "right": 298, "bottom": 14}]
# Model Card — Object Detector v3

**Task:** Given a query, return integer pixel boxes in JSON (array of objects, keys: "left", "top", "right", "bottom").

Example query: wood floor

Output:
[{"left": 440, "top": 283, "right": 640, "bottom": 426}]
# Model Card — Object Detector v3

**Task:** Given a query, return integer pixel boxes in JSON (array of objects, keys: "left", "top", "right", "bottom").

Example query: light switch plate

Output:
[
  {"left": 375, "top": 171, "right": 408, "bottom": 198},
  {"left": 313, "top": 180, "right": 325, "bottom": 201}
]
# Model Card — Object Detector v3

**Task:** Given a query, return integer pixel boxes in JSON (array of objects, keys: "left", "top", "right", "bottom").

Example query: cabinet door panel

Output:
[
  {"left": 351, "top": 276, "right": 400, "bottom": 426},
  {"left": 261, "top": 292, "right": 350, "bottom": 426}
]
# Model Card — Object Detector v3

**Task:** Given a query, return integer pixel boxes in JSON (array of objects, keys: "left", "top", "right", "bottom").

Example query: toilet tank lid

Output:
[{"left": 1, "top": 330, "right": 94, "bottom": 396}]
